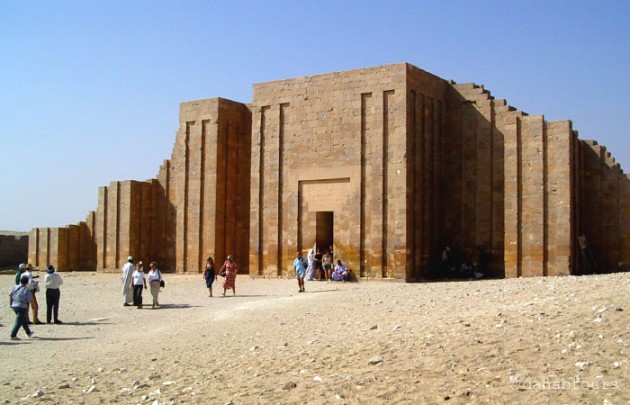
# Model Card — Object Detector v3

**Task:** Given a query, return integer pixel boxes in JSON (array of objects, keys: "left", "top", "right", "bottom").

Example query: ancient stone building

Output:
[{"left": 29, "top": 63, "right": 630, "bottom": 279}]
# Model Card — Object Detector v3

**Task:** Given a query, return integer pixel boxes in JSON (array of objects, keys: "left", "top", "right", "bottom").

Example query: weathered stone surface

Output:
[{"left": 26, "top": 63, "right": 630, "bottom": 278}]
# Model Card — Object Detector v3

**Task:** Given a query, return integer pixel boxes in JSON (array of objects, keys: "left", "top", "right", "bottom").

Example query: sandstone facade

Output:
[{"left": 28, "top": 63, "right": 630, "bottom": 279}]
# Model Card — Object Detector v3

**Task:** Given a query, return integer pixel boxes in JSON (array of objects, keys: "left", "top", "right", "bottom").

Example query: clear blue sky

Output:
[{"left": 1, "top": 1, "right": 629, "bottom": 232}]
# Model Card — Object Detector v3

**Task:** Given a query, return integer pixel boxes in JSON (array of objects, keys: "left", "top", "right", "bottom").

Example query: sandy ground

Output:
[{"left": 0, "top": 270, "right": 628, "bottom": 404}]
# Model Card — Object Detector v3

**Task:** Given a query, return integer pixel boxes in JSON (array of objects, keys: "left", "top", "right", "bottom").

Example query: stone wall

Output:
[
  {"left": 167, "top": 98, "right": 251, "bottom": 273},
  {"left": 0, "top": 233, "right": 28, "bottom": 267},
  {"left": 92, "top": 98, "right": 251, "bottom": 273},
  {"left": 25, "top": 63, "right": 630, "bottom": 279},
  {"left": 28, "top": 212, "right": 95, "bottom": 271},
  {"left": 249, "top": 64, "right": 423, "bottom": 278},
  {"left": 578, "top": 141, "right": 630, "bottom": 273}
]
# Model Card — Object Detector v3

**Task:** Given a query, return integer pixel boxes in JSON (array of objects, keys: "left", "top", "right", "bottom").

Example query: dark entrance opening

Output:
[{"left": 316, "top": 211, "right": 334, "bottom": 253}]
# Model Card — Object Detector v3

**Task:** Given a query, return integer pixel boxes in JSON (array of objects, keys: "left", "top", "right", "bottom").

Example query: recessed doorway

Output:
[{"left": 316, "top": 211, "right": 334, "bottom": 253}]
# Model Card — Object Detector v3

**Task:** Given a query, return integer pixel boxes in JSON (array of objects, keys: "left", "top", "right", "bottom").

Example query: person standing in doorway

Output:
[
  {"left": 314, "top": 249, "right": 323, "bottom": 280},
  {"left": 132, "top": 261, "right": 147, "bottom": 308},
  {"left": 121, "top": 256, "right": 135, "bottom": 306},
  {"left": 204, "top": 257, "right": 216, "bottom": 297},
  {"left": 220, "top": 255, "right": 237, "bottom": 296},
  {"left": 305, "top": 248, "right": 315, "bottom": 281},
  {"left": 44, "top": 265, "right": 63, "bottom": 324},
  {"left": 322, "top": 250, "right": 333, "bottom": 281}
]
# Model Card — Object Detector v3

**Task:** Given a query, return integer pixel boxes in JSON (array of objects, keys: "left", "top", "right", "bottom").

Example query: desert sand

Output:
[{"left": 0, "top": 270, "right": 628, "bottom": 404}]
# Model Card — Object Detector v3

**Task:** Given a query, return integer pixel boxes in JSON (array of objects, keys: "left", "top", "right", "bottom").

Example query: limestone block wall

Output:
[
  {"left": 406, "top": 65, "right": 450, "bottom": 279},
  {"left": 619, "top": 172, "right": 630, "bottom": 272},
  {"left": 20, "top": 63, "right": 630, "bottom": 280},
  {"left": 451, "top": 83, "right": 577, "bottom": 278},
  {"left": 0, "top": 233, "right": 28, "bottom": 266},
  {"left": 578, "top": 141, "right": 630, "bottom": 273},
  {"left": 501, "top": 114, "right": 576, "bottom": 277},
  {"left": 96, "top": 180, "right": 155, "bottom": 271},
  {"left": 168, "top": 98, "right": 251, "bottom": 273},
  {"left": 28, "top": 214, "right": 95, "bottom": 271},
  {"left": 155, "top": 162, "right": 174, "bottom": 269},
  {"left": 446, "top": 83, "right": 505, "bottom": 277},
  {"left": 249, "top": 64, "right": 414, "bottom": 279}
]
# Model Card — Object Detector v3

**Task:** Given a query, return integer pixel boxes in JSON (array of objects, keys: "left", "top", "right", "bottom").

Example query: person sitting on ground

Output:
[{"left": 331, "top": 260, "right": 349, "bottom": 282}]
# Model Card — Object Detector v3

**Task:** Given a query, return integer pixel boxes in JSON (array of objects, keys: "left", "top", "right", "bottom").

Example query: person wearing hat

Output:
[
  {"left": 44, "top": 265, "right": 63, "bottom": 324},
  {"left": 15, "top": 263, "right": 26, "bottom": 285},
  {"left": 9, "top": 275, "right": 35, "bottom": 340},
  {"left": 121, "top": 256, "right": 135, "bottom": 306},
  {"left": 22, "top": 264, "right": 43, "bottom": 324}
]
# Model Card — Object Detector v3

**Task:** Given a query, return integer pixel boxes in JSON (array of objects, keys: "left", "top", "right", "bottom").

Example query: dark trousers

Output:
[
  {"left": 133, "top": 285, "right": 143, "bottom": 307},
  {"left": 46, "top": 288, "right": 61, "bottom": 323},
  {"left": 11, "top": 307, "right": 32, "bottom": 338}
]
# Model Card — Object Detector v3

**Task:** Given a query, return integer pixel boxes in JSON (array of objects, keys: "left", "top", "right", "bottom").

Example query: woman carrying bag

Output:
[{"left": 147, "top": 262, "right": 163, "bottom": 309}]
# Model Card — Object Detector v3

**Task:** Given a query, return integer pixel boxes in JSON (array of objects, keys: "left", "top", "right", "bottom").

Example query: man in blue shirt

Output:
[{"left": 9, "top": 275, "right": 34, "bottom": 340}]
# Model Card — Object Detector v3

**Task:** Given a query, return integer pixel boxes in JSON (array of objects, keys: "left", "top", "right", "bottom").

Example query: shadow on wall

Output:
[{"left": 0, "top": 233, "right": 28, "bottom": 268}]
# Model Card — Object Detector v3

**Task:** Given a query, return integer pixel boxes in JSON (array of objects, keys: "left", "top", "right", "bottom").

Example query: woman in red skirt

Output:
[{"left": 220, "top": 255, "right": 237, "bottom": 296}]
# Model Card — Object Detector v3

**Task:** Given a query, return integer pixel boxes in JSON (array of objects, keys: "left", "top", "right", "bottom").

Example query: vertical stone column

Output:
[
  {"left": 362, "top": 92, "right": 385, "bottom": 278},
  {"left": 602, "top": 154, "right": 621, "bottom": 271},
  {"left": 118, "top": 181, "right": 135, "bottom": 265},
  {"left": 174, "top": 121, "right": 192, "bottom": 273},
  {"left": 256, "top": 104, "right": 279, "bottom": 277},
  {"left": 491, "top": 100, "right": 505, "bottom": 277},
  {"left": 67, "top": 225, "right": 79, "bottom": 270},
  {"left": 277, "top": 103, "right": 289, "bottom": 277},
  {"left": 156, "top": 161, "right": 174, "bottom": 269},
  {"left": 503, "top": 115, "right": 521, "bottom": 277},
  {"left": 461, "top": 98, "right": 477, "bottom": 250},
  {"left": 201, "top": 119, "right": 218, "bottom": 270},
  {"left": 474, "top": 97, "right": 493, "bottom": 253},
  {"left": 618, "top": 173, "right": 630, "bottom": 271},
  {"left": 185, "top": 120, "right": 203, "bottom": 272},
  {"left": 28, "top": 228, "right": 40, "bottom": 268},
  {"left": 96, "top": 186, "right": 108, "bottom": 270},
  {"left": 48, "top": 228, "right": 65, "bottom": 269},
  {"left": 383, "top": 90, "right": 407, "bottom": 279},
  {"left": 249, "top": 106, "right": 267, "bottom": 276},
  {"left": 80, "top": 213, "right": 96, "bottom": 270},
  {"left": 109, "top": 181, "right": 122, "bottom": 270},
  {"left": 545, "top": 121, "right": 574, "bottom": 276},
  {"left": 580, "top": 141, "right": 604, "bottom": 270},
  {"left": 520, "top": 115, "right": 546, "bottom": 277}
]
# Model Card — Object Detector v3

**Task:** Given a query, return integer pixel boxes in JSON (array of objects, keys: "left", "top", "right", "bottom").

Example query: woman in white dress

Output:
[{"left": 305, "top": 248, "right": 315, "bottom": 281}]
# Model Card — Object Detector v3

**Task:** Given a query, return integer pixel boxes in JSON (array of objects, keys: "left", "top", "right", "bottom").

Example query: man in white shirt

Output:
[{"left": 44, "top": 265, "right": 64, "bottom": 324}]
